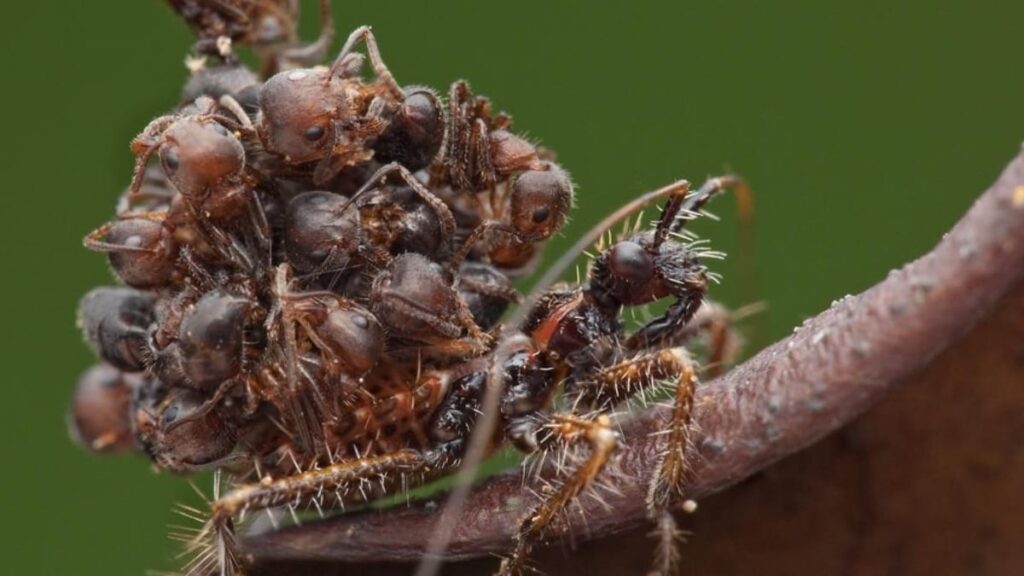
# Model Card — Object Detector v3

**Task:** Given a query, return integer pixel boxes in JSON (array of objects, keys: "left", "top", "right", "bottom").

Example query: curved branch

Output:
[{"left": 244, "top": 148, "right": 1024, "bottom": 566}]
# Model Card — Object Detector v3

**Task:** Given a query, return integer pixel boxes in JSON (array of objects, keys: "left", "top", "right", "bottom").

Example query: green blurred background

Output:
[{"left": 1, "top": 1, "right": 1021, "bottom": 574}]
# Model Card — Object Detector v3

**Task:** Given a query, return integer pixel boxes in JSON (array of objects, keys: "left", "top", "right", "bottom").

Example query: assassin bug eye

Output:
[{"left": 609, "top": 241, "right": 654, "bottom": 285}]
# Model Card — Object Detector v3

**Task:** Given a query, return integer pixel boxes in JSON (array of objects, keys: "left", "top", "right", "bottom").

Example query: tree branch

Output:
[{"left": 244, "top": 148, "right": 1024, "bottom": 567}]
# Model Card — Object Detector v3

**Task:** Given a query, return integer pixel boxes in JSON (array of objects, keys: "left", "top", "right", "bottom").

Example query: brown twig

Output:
[{"left": 244, "top": 148, "right": 1024, "bottom": 566}]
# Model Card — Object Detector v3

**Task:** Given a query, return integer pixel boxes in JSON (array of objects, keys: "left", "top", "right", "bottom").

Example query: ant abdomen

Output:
[
  {"left": 67, "top": 363, "right": 140, "bottom": 454},
  {"left": 373, "top": 88, "right": 445, "bottom": 171},
  {"left": 360, "top": 184, "right": 447, "bottom": 258},
  {"left": 77, "top": 287, "right": 157, "bottom": 372},
  {"left": 313, "top": 302, "right": 384, "bottom": 374},
  {"left": 133, "top": 384, "right": 238, "bottom": 473},
  {"left": 89, "top": 218, "right": 177, "bottom": 288},
  {"left": 181, "top": 63, "right": 261, "bottom": 112},
  {"left": 459, "top": 262, "right": 518, "bottom": 330},
  {"left": 489, "top": 130, "right": 543, "bottom": 175},
  {"left": 283, "top": 190, "right": 361, "bottom": 274},
  {"left": 371, "top": 253, "right": 466, "bottom": 342},
  {"left": 178, "top": 290, "right": 259, "bottom": 390}
]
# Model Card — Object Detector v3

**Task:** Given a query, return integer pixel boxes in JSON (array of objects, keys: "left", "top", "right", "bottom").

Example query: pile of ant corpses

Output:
[{"left": 68, "top": 2, "right": 741, "bottom": 575}]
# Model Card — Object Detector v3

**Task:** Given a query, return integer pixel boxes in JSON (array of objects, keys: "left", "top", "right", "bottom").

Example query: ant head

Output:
[
  {"left": 258, "top": 68, "right": 341, "bottom": 163},
  {"left": 178, "top": 290, "right": 258, "bottom": 390},
  {"left": 313, "top": 300, "right": 384, "bottom": 374},
  {"left": 130, "top": 101, "right": 246, "bottom": 203},
  {"left": 67, "top": 363, "right": 139, "bottom": 454},
  {"left": 159, "top": 117, "right": 245, "bottom": 198},
  {"left": 283, "top": 191, "right": 361, "bottom": 274},
  {"left": 509, "top": 163, "right": 574, "bottom": 241},
  {"left": 133, "top": 383, "right": 237, "bottom": 473},
  {"left": 77, "top": 287, "right": 156, "bottom": 372}
]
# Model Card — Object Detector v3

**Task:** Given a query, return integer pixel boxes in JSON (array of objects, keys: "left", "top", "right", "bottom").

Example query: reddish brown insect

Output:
[
  {"left": 256, "top": 27, "right": 445, "bottom": 185},
  {"left": 431, "top": 81, "right": 576, "bottom": 277}
]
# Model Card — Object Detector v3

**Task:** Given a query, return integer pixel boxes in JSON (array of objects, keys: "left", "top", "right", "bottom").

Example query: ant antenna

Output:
[{"left": 281, "top": 0, "right": 335, "bottom": 65}]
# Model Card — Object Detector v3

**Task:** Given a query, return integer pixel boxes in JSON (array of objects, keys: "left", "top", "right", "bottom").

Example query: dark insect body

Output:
[{"left": 70, "top": 3, "right": 750, "bottom": 576}]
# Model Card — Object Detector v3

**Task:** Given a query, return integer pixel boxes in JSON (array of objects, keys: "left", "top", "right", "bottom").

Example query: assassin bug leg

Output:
[{"left": 498, "top": 414, "right": 619, "bottom": 576}]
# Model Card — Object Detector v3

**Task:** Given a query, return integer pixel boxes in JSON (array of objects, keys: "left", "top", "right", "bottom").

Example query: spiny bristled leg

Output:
[
  {"left": 571, "top": 347, "right": 693, "bottom": 412},
  {"left": 570, "top": 347, "right": 702, "bottom": 575},
  {"left": 183, "top": 450, "right": 431, "bottom": 576},
  {"left": 498, "top": 414, "right": 619, "bottom": 576},
  {"left": 652, "top": 300, "right": 744, "bottom": 379},
  {"left": 645, "top": 350, "right": 700, "bottom": 576}
]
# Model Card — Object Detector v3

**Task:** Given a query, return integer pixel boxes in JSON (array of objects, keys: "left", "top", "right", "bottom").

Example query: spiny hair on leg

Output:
[{"left": 649, "top": 511, "right": 691, "bottom": 576}]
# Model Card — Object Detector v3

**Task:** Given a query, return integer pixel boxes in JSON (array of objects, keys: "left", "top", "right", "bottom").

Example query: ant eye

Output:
[
  {"left": 304, "top": 125, "right": 326, "bottom": 141},
  {"left": 161, "top": 147, "right": 180, "bottom": 173},
  {"left": 161, "top": 403, "right": 180, "bottom": 426},
  {"left": 532, "top": 206, "right": 550, "bottom": 224},
  {"left": 609, "top": 241, "right": 654, "bottom": 284},
  {"left": 211, "top": 123, "right": 230, "bottom": 137}
]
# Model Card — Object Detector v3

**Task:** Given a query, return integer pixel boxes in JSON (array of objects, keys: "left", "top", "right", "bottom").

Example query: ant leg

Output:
[
  {"left": 499, "top": 413, "right": 619, "bottom": 576},
  {"left": 278, "top": 0, "right": 335, "bottom": 68},
  {"left": 378, "top": 296, "right": 464, "bottom": 340},
  {"left": 328, "top": 26, "right": 404, "bottom": 100},
  {"left": 444, "top": 81, "right": 472, "bottom": 190},
  {"left": 348, "top": 161, "right": 457, "bottom": 240},
  {"left": 451, "top": 220, "right": 520, "bottom": 267},
  {"left": 386, "top": 338, "right": 490, "bottom": 363},
  {"left": 458, "top": 272, "right": 523, "bottom": 304},
  {"left": 472, "top": 118, "right": 498, "bottom": 192},
  {"left": 267, "top": 265, "right": 321, "bottom": 454},
  {"left": 187, "top": 451, "right": 432, "bottom": 576}
]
